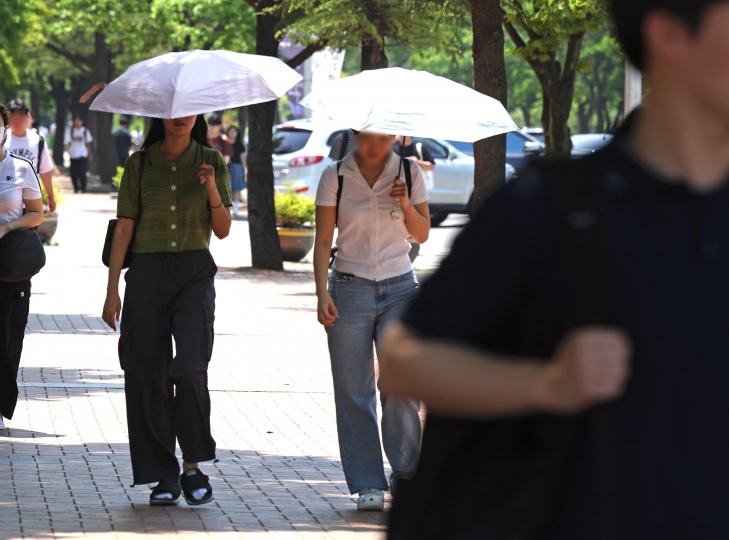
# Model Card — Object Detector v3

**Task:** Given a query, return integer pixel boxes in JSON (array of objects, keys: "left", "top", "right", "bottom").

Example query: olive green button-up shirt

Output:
[{"left": 117, "top": 140, "right": 232, "bottom": 254}]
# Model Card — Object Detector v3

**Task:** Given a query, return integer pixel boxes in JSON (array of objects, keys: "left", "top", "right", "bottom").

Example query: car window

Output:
[
  {"left": 413, "top": 138, "right": 448, "bottom": 159},
  {"left": 506, "top": 132, "right": 527, "bottom": 153},
  {"left": 272, "top": 128, "right": 313, "bottom": 154},
  {"left": 326, "top": 130, "right": 349, "bottom": 146},
  {"left": 446, "top": 140, "right": 474, "bottom": 155}
]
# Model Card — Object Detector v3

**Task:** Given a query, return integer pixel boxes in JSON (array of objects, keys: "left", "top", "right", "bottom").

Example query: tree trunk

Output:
[
  {"left": 361, "top": 39, "right": 388, "bottom": 71},
  {"left": 237, "top": 106, "right": 248, "bottom": 135},
  {"left": 470, "top": 0, "right": 507, "bottom": 208},
  {"left": 544, "top": 83, "right": 574, "bottom": 155},
  {"left": 49, "top": 77, "right": 68, "bottom": 168},
  {"left": 90, "top": 32, "right": 116, "bottom": 184},
  {"left": 247, "top": 1, "right": 283, "bottom": 270},
  {"left": 29, "top": 86, "right": 41, "bottom": 123},
  {"left": 520, "top": 105, "right": 531, "bottom": 128}
]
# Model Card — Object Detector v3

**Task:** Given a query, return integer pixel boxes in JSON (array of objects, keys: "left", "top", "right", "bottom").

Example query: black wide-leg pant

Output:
[
  {"left": 120, "top": 250, "right": 217, "bottom": 485},
  {"left": 0, "top": 280, "right": 31, "bottom": 420},
  {"left": 70, "top": 157, "right": 88, "bottom": 193}
]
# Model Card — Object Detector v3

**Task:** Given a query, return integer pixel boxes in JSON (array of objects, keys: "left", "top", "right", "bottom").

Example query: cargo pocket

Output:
[
  {"left": 118, "top": 323, "right": 132, "bottom": 371},
  {"left": 201, "top": 305, "right": 215, "bottom": 362}
]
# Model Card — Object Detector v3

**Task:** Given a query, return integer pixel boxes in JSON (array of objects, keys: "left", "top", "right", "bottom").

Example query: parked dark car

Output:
[{"left": 446, "top": 131, "right": 543, "bottom": 173}]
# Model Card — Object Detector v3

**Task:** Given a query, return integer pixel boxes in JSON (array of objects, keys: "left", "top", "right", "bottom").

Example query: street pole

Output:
[{"left": 625, "top": 59, "right": 643, "bottom": 116}]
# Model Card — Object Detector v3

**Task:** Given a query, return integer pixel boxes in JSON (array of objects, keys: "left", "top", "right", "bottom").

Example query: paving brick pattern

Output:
[{"left": 0, "top": 185, "right": 407, "bottom": 539}]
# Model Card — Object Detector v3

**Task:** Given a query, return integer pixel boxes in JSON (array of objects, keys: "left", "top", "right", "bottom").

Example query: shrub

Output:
[
  {"left": 275, "top": 190, "right": 316, "bottom": 228},
  {"left": 41, "top": 178, "right": 67, "bottom": 212},
  {"left": 112, "top": 166, "right": 124, "bottom": 188}
]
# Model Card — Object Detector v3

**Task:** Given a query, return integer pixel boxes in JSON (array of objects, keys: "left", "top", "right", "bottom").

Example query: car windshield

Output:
[
  {"left": 446, "top": 140, "right": 473, "bottom": 155},
  {"left": 273, "top": 128, "right": 313, "bottom": 154}
]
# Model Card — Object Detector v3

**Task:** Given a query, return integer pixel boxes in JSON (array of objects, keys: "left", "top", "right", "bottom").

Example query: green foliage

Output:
[
  {"left": 112, "top": 166, "right": 124, "bottom": 188},
  {"left": 0, "top": 0, "right": 46, "bottom": 84},
  {"left": 41, "top": 179, "right": 67, "bottom": 210},
  {"left": 275, "top": 189, "right": 316, "bottom": 228}
]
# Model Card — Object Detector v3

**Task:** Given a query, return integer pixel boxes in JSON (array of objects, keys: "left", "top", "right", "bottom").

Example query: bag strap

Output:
[
  {"left": 339, "top": 131, "right": 350, "bottom": 161},
  {"left": 36, "top": 135, "right": 45, "bottom": 174},
  {"left": 335, "top": 160, "right": 343, "bottom": 228},
  {"left": 403, "top": 157, "right": 412, "bottom": 198}
]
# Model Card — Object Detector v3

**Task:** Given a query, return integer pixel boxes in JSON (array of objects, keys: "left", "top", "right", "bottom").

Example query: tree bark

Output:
[
  {"left": 361, "top": 39, "right": 388, "bottom": 71},
  {"left": 470, "top": 0, "right": 507, "bottom": 208},
  {"left": 247, "top": 1, "right": 283, "bottom": 270},
  {"left": 90, "top": 32, "right": 116, "bottom": 184},
  {"left": 49, "top": 77, "right": 68, "bottom": 168}
]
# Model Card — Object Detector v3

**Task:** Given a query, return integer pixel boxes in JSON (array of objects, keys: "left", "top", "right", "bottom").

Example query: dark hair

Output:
[
  {"left": 142, "top": 115, "right": 211, "bottom": 150},
  {"left": 226, "top": 125, "right": 242, "bottom": 143},
  {"left": 610, "top": 0, "right": 720, "bottom": 70},
  {"left": 207, "top": 114, "right": 222, "bottom": 126},
  {"left": 7, "top": 99, "right": 29, "bottom": 115},
  {"left": 119, "top": 117, "right": 129, "bottom": 126},
  {"left": 0, "top": 103, "right": 9, "bottom": 127}
]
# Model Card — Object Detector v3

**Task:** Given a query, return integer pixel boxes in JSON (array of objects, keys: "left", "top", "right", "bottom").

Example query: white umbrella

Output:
[
  {"left": 86, "top": 50, "right": 302, "bottom": 118},
  {"left": 300, "top": 67, "right": 517, "bottom": 142}
]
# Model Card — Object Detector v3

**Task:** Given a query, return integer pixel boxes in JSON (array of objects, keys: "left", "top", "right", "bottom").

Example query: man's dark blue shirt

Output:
[{"left": 402, "top": 133, "right": 729, "bottom": 537}]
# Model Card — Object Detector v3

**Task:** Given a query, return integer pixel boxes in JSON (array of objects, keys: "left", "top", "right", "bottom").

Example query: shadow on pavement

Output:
[
  {"left": 2, "top": 441, "right": 387, "bottom": 538},
  {"left": 0, "top": 428, "right": 64, "bottom": 439}
]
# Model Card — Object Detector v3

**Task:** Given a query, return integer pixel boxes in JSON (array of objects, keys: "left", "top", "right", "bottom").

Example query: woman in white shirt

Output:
[
  {"left": 0, "top": 103, "right": 44, "bottom": 430},
  {"left": 314, "top": 130, "right": 430, "bottom": 511}
]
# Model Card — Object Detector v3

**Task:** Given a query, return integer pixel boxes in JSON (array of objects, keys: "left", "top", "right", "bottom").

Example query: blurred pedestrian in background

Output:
[
  {"left": 65, "top": 116, "right": 93, "bottom": 193},
  {"left": 313, "top": 130, "right": 430, "bottom": 512},
  {"left": 207, "top": 115, "right": 232, "bottom": 165},
  {"left": 102, "top": 114, "right": 232, "bottom": 507},
  {"left": 0, "top": 102, "right": 44, "bottom": 430},
  {"left": 3, "top": 99, "right": 56, "bottom": 212},
  {"left": 393, "top": 136, "right": 435, "bottom": 190},
  {"left": 382, "top": 0, "right": 729, "bottom": 537},
  {"left": 113, "top": 117, "right": 134, "bottom": 167},
  {"left": 226, "top": 125, "right": 246, "bottom": 216}
]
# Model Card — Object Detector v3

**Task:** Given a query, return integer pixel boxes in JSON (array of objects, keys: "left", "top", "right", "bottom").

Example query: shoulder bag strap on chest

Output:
[{"left": 335, "top": 160, "right": 343, "bottom": 227}]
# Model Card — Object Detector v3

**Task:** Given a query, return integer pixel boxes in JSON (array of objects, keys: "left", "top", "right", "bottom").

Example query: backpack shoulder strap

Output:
[
  {"left": 335, "top": 160, "right": 344, "bottom": 227},
  {"left": 403, "top": 157, "right": 412, "bottom": 198},
  {"left": 36, "top": 135, "right": 45, "bottom": 174}
]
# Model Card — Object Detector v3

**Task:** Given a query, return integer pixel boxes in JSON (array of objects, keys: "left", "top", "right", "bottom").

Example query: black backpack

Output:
[{"left": 387, "top": 156, "right": 619, "bottom": 540}]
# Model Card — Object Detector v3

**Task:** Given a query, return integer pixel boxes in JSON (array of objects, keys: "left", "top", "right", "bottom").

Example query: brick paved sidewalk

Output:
[{"left": 0, "top": 187, "right": 402, "bottom": 539}]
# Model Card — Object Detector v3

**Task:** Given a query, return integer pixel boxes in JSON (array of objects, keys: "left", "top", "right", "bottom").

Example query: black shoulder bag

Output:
[
  {"left": 329, "top": 158, "right": 412, "bottom": 268},
  {"left": 387, "top": 157, "right": 619, "bottom": 540},
  {"left": 102, "top": 151, "right": 145, "bottom": 268},
  {"left": 0, "top": 159, "right": 46, "bottom": 282}
]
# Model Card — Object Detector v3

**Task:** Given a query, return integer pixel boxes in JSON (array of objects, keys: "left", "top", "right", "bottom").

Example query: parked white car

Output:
[{"left": 272, "top": 119, "right": 516, "bottom": 226}]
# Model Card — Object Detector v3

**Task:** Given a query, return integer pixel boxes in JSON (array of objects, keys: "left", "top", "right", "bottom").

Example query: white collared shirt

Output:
[
  {"left": 0, "top": 152, "right": 42, "bottom": 224},
  {"left": 316, "top": 152, "right": 429, "bottom": 281}
]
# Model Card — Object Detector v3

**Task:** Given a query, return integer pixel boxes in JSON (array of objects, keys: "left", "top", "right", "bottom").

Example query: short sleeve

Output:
[
  {"left": 213, "top": 150, "right": 233, "bottom": 207},
  {"left": 85, "top": 130, "right": 94, "bottom": 143},
  {"left": 21, "top": 163, "right": 42, "bottom": 200},
  {"left": 407, "top": 159, "right": 429, "bottom": 205},
  {"left": 403, "top": 178, "right": 550, "bottom": 348},
  {"left": 315, "top": 164, "right": 339, "bottom": 206},
  {"left": 117, "top": 152, "right": 141, "bottom": 220},
  {"left": 222, "top": 140, "right": 233, "bottom": 157},
  {"left": 421, "top": 145, "right": 435, "bottom": 164},
  {"left": 39, "top": 142, "right": 54, "bottom": 174}
]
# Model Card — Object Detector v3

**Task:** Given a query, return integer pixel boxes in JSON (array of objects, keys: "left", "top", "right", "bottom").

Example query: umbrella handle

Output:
[
  {"left": 397, "top": 140, "right": 405, "bottom": 179},
  {"left": 79, "top": 82, "right": 107, "bottom": 104}
]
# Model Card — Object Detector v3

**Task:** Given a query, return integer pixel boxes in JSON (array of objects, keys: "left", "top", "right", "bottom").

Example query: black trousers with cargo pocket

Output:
[
  {"left": 0, "top": 279, "right": 31, "bottom": 420},
  {"left": 119, "top": 250, "right": 217, "bottom": 485}
]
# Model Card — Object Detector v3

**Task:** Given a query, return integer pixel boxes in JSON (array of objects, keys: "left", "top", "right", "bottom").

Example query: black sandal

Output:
[
  {"left": 150, "top": 480, "right": 181, "bottom": 506},
  {"left": 180, "top": 468, "right": 214, "bottom": 506}
]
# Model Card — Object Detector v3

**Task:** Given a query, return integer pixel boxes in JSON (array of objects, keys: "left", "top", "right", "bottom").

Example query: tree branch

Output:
[
  {"left": 285, "top": 43, "right": 324, "bottom": 69},
  {"left": 561, "top": 33, "right": 585, "bottom": 82},
  {"left": 45, "top": 42, "right": 93, "bottom": 75},
  {"left": 503, "top": 19, "right": 527, "bottom": 49}
]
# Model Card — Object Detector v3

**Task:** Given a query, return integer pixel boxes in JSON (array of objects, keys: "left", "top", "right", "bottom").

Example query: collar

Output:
[
  {"left": 339, "top": 150, "right": 403, "bottom": 179},
  {"left": 147, "top": 139, "right": 202, "bottom": 167}
]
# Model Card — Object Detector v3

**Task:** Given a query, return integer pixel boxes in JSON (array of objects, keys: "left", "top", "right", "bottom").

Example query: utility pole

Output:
[{"left": 625, "top": 59, "right": 642, "bottom": 116}]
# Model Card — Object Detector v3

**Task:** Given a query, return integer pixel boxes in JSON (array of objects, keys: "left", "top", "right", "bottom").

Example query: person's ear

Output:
[{"left": 643, "top": 11, "right": 695, "bottom": 68}]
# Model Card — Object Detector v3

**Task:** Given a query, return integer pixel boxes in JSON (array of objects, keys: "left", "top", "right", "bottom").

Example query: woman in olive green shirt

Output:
[{"left": 102, "top": 114, "right": 232, "bottom": 506}]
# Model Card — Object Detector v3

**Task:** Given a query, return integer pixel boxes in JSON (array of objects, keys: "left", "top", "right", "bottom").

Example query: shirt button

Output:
[
  {"left": 171, "top": 242, "right": 177, "bottom": 247},
  {"left": 172, "top": 166, "right": 177, "bottom": 172},
  {"left": 171, "top": 224, "right": 176, "bottom": 230},
  {"left": 171, "top": 185, "right": 176, "bottom": 191},
  {"left": 170, "top": 206, "right": 176, "bottom": 211}
]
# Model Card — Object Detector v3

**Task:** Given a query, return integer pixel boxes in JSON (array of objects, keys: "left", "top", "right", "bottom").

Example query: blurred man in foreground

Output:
[{"left": 382, "top": 1, "right": 729, "bottom": 537}]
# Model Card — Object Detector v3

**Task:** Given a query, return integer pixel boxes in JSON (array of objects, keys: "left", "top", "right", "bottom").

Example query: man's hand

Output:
[
  {"left": 538, "top": 328, "right": 632, "bottom": 413},
  {"left": 198, "top": 159, "right": 216, "bottom": 188},
  {"left": 389, "top": 177, "right": 411, "bottom": 210},
  {"left": 102, "top": 292, "right": 122, "bottom": 331}
]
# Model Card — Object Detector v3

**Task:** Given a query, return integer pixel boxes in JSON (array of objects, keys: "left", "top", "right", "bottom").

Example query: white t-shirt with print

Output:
[
  {"left": 3, "top": 130, "right": 54, "bottom": 175},
  {"left": 315, "top": 152, "right": 429, "bottom": 282},
  {"left": 0, "top": 152, "right": 42, "bottom": 224},
  {"left": 65, "top": 127, "right": 93, "bottom": 159}
]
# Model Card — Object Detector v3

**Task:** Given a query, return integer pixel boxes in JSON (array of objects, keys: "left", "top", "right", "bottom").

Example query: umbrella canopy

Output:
[
  {"left": 88, "top": 50, "right": 302, "bottom": 119},
  {"left": 300, "top": 68, "right": 517, "bottom": 143}
]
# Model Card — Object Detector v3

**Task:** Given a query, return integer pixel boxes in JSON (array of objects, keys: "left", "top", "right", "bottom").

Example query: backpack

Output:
[
  {"left": 387, "top": 155, "right": 619, "bottom": 540},
  {"left": 330, "top": 158, "right": 413, "bottom": 268},
  {"left": 36, "top": 134, "right": 45, "bottom": 174}
]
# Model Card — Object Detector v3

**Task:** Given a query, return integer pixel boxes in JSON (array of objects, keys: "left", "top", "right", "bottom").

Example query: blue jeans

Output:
[{"left": 326, "top": 270, "right": 421, "bottom": 494}]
